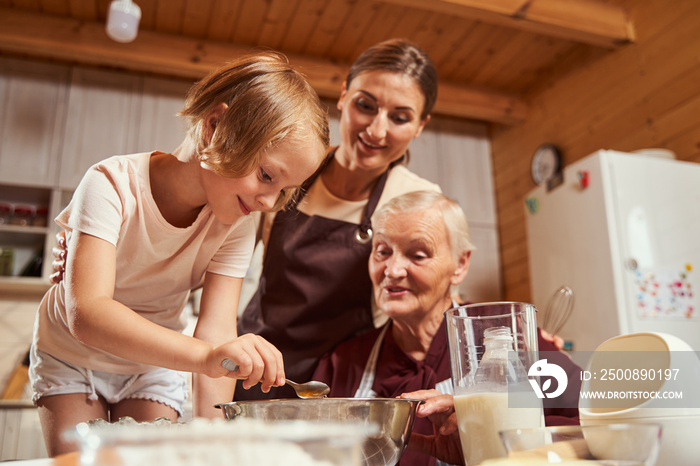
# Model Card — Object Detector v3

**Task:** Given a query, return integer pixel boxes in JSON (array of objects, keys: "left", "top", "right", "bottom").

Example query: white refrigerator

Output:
[{"left": 525, "top": 149, "right": 700, "bottom": 351}]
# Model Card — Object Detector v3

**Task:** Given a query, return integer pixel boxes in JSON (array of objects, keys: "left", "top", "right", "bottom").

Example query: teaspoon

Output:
[{"left": 221, "top": 359, "right": 330, "bottom": 399}]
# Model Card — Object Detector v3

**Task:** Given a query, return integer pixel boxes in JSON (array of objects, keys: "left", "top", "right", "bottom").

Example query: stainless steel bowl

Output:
[{"left": 216, "top": 398, "right": 423, "bottom": 466}]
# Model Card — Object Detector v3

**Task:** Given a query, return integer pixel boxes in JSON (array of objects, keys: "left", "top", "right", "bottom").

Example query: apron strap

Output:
[
  {"left": 354, "top": 322, "right": 391, "bottom": 398},
  {"left": 305, "top": 147, "right": 390, "bottom": 244},
  {"left": 355, "top": 166, "right": 389, "bottom": 244},
  {"left": 435, "top": 378, "right": 453, "bottom": 395}
]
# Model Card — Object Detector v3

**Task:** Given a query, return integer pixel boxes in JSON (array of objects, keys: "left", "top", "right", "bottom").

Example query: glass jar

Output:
[
  {"left": 0, "top": 203, "right": 11, "bottom": 224},
  {"left": 10, "top": 205, "right": 33, "bottom": 226},
  {"left": 33, "top": 206, "right": 49, "bottom": 227},
  {"left": 0, "top": 247, "right": 14, "bottom": 276}
]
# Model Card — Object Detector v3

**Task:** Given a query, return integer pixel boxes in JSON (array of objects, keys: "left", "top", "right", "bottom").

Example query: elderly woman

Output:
[
  {"left": 313, "top": 190, "right": 582, "bottom": 466},
  {"left": 312, "top": 190, "right": 472, "bottom": 465}
]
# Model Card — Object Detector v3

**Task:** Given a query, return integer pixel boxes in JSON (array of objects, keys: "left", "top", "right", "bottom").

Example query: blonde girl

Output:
[{"left": 29, "top": 51, "right": 328, "bottom": 456}]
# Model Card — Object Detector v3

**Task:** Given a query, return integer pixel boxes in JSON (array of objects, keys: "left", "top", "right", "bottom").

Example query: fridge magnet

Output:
[
  {"left": 632, "top": 267, "right": 696, "bottom": 320},
  {"left": 577, "top": 170, "right": 590, "bottom": 189},
  {"left": 525, "top": 197, "right": 539, "bottom": 215}
]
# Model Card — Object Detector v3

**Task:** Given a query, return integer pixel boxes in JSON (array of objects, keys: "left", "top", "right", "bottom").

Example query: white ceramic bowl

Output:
[
  {"left": 579, "top": 332, "right": 700, "bottom": 465},
  {"left": 579, "top": 415, "right": 700, "bottom": 466},
  {"left": 493, "top": 424, "right": 662, "bottom": 465}
]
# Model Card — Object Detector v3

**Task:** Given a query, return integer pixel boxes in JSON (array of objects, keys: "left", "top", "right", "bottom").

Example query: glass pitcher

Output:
[{"left": 445, "top": 302, "right": 544, "bottom": 465}]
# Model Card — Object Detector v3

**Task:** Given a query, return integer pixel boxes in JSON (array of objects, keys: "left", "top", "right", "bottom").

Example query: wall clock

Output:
[{"left": 531, "top": 144, "right": 562, "bottom": 186}]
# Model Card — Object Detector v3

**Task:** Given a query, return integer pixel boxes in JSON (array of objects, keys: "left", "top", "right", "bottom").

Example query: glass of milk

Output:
[{"left": 445, "top": 302, "right": 544, "bottom": 465}]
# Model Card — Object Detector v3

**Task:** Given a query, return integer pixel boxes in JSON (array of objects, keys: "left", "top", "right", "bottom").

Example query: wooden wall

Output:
[{"left": 490, "top": 0, "right": 700, "bottom": 302}]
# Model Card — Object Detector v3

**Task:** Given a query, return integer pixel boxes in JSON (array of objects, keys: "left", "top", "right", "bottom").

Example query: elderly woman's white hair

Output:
[{"left": 373, "top": 190, "right": 475, "bottom": 260}]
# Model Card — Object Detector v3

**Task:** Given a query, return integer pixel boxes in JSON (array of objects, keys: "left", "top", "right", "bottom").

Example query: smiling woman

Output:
[
  {"left": 368, "top": 193, "right": 471, "bottom": 324},
  {"left": 334, "top": 70, "right": 430, "bottom": 176},
  {"left": 235, "top": 39, "right": 443, "bottom": 401}
]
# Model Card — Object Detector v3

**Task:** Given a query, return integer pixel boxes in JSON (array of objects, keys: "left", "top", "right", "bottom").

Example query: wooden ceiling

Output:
[{"left": 0, "top": 0, "right": 635, "bottom": 125}]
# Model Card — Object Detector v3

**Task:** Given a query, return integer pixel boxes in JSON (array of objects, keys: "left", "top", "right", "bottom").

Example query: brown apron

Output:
[{"left": 236, "top": 149, "right": 388, "bottom": 400}]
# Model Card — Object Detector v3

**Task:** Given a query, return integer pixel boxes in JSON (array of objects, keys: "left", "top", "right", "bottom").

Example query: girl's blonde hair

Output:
[{"left": 180, "top": 51, "right": 329, "bottom": 210}]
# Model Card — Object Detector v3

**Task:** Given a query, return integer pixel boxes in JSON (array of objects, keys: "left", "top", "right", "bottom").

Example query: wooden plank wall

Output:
[{"left": 490, "top": 0, "right": 700, "bottom": 302}]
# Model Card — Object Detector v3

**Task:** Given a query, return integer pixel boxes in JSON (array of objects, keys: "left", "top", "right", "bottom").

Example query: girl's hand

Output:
[
  {"left": 400, "top": 389, "right": 465, "bottom": 465},
  {"left": 209, "top": 333, "right": 285, "bottom": 392},
  {"left": 50, "top": 230, "right": 68, "bottom": 284}
]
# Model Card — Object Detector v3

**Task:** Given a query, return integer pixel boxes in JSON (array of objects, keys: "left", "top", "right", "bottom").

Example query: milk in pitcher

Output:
[{"left": 455, "top": 392, "right": 542, "bottom": 465}]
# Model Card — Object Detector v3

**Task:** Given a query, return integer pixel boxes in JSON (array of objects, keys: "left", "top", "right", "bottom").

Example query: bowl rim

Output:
[
  {"left": 69, "top": 417, "right": 371, "bottom": 445},
  {"left": 215, "top": 397, "right": 425, "bottom": 408},
  {"left": 499, "top": 421, "right": 663, "bottom": 437}
]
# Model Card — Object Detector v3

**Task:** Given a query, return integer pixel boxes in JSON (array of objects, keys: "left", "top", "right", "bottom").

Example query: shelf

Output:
[
  {"left": 0, "top": 224, "right": 49, "bottom": 235},
  {"left": 0, "top": 276, "right": 51, "bottom": 295}
]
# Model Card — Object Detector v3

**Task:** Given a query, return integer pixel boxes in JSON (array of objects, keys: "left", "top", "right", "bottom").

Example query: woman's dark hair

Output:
[{"left": 345, "top": 39, "right": 438, "bottom": 120}]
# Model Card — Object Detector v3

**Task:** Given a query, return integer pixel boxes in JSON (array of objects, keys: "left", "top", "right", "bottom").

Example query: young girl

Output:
[{"left": 29, "top": 51, "right": 329, "bottom": 456}]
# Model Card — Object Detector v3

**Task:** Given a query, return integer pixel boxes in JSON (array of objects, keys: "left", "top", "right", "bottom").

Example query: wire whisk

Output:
[{"left": 541, "top": 285, "right": 575, "bottom": 335}]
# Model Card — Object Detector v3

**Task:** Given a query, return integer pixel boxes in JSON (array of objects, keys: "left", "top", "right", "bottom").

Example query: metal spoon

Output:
[
  {"left": 221, "top": 359, "right": 330, "bottom": 399},
  {"left": 283, "top": 378, "right": 330, "bottom": 399}
]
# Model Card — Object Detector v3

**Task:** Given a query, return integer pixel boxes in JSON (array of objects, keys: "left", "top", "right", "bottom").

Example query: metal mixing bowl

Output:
[{"left": 216, "top": 398, "right": 423, "bottom": 466}]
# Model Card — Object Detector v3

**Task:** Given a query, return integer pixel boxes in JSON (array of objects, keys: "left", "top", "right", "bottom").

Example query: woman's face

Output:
[
  {"left": 200, "top": 138, "right": 321, "bottom": 224},
  {"left": 336, "top": 70, "right": 430, "bottom": 172},
  {"left": 369, "top": 209, "right": 468, "bottom": 322}
]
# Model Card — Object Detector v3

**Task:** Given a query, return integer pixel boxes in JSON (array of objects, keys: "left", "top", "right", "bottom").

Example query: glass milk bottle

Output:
[{"left": 446, "top": 302, "right": 544, "bottom": 465}]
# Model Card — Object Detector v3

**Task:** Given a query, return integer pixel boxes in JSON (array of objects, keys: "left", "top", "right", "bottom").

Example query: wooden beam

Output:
[
  {"left": 0, "top": 8, "right": 526, "bottom": 125},
  {"left": 376, "top": 0, "right": 635, "bottom": 48}
]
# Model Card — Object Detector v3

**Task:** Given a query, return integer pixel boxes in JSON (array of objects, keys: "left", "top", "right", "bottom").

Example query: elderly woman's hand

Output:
[
  {"left": 400, "top": 389, "right": 465, "bottom": 465},
  {"left": 540, "top": 329, "right": 565, "bottom": 350}
]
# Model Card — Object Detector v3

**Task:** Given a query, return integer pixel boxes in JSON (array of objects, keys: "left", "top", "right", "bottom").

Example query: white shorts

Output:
[{"left": 29, "top": 345, "right": 189, "bottom": 417}]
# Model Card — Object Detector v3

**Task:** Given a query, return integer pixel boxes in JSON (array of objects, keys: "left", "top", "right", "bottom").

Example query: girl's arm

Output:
[
  {"left": 65, "top": 231, "right": 213, "bottom": 370},
  {"left": 65, "top": 231, "right": 284, "bottom": 402},
  {"left": 192, "top": 271, "right": 282, "bottom": 418}
]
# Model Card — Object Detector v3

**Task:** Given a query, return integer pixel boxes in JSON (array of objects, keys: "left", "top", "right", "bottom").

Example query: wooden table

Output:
[
  {"left": 11, "top": 452, "right": 79, "bottom": 466},
  {"left": 54, "top": 452, "right": 79, "bottom": 465}
]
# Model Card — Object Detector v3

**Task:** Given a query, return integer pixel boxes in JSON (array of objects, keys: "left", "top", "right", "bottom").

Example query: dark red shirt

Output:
[{"left": 314, "top": 320, "right": 450, "bottom": 466}]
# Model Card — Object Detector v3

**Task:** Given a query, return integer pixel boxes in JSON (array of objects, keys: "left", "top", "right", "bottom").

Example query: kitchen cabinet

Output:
[
  {"left": 0, "top": 58, "right": 69, "bottom": 187},
  {"left": 58, "top": 68, "right": 142, "bottom": 190},
  {"left": 137, "top": 77, "right": 190, "bottom": 152},
  {"left": 0, "top": 402, "right": 46, "bottom": 461},
  {"left": 409, "top": 118, "right": 502, "bottom": 303},
  {"left": 0, "top": 61, "right": 190, "bottom": 293},
  {"left": 0, "top": 185, "right": 55, "bottom": 289}
]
